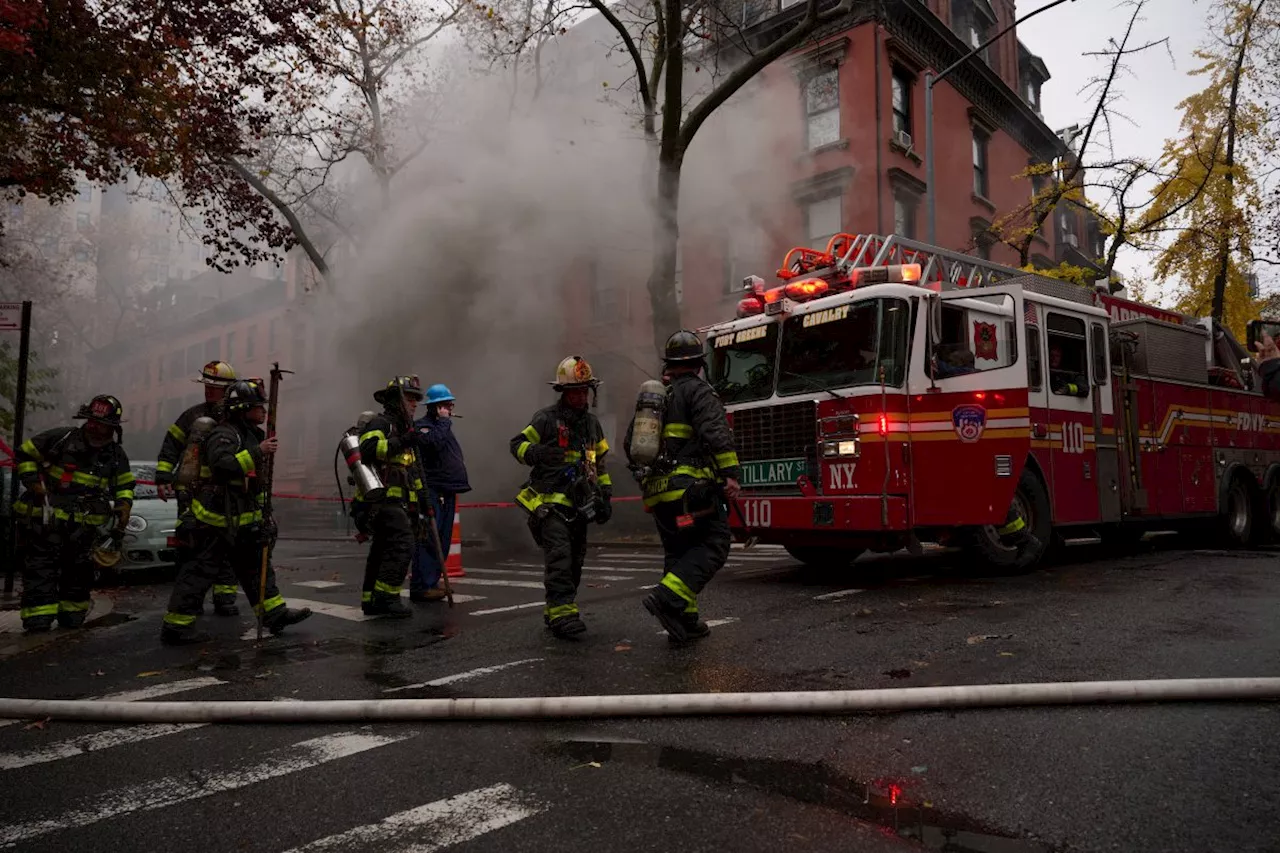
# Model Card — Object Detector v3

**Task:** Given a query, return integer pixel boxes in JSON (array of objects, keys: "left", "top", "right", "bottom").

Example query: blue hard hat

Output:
[{"left": 425, "top": 383, "right": 455, "bottom": 405}]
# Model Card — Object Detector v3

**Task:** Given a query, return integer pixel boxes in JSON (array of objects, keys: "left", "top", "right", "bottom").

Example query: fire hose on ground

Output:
[{"left": 0, "top": 677, "right": 1276, "bottom": 724}]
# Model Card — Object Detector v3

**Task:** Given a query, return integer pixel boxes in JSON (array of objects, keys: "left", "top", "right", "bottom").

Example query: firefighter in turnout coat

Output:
[
  {"left": 154, "top": 360, "right": 241, "bottom": 615},
  {"left": 13, "top": 395, "right": 135, "bottom": 632},
  {"left": 357, "top": 375, "right": 426, "bottom": 618},
  {"left": 626, "top": 331, "right": 741, "bottom": 643},
  {"left": 160, "top": 380, "right": 312, "bottom": 644},
  {"left": 510, "top": 356, "right": 613, "bottom": 638}
]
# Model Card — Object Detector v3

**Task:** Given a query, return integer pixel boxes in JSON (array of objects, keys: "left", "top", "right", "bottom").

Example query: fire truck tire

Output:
[
  {"left": 785, "top": 546, "right": 866, "bottom": 569},
  {"left": 966, "top": 468, "right": 1051, "bottom": 573},
  {"left": 1263, "top": 477, "right": 1280, "bottom": 543},
  {"left": 1216, "top": 474, "right": 1254, "bottom": 549}
]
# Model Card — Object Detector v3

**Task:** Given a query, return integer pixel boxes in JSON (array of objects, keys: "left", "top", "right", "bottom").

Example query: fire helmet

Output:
[
  {"left": 223, "top": 380, "right": 266, "bottom": 414},
  {"left": 663, "top": 330, "right": 704, "bottom": 365},
  {"left": 550, "top": 356, "right": 601, "bottom": 391},
  {"left": 425, "top": 383, "right": 455, "bottom": 405},
  {"left": 74, "top": 395, "right": 126, "bottom": 427},
  {"left": 195, "top": 361, "right": 237, "bottom": 387},
  {"left": 373, "top": 375, "right": 424, "bottom": 406}
]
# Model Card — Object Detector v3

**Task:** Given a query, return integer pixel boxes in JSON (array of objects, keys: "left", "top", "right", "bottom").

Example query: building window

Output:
[
  {"left": 76, "top": 212, "right": 91, "bottom": 232},
  {"left": 246, "top": 324, "right": 257, "bottom": 359},
  {"left": 891, "top": 68, "right": 913, "bottom": 137},
  {"left": 203, "top": 336, "right": 220, "bottom": 362},
  {"left": 225, "top": 331, "right": 236, "bottom": 361},
  {"left": 804, "top": 68, "right": 840, "bottom": 150},
  {"left": 725, "top": 222, "right": 769, "bottom": 295},
  {"left": 186, "top": 343, "right": 204, "bottom": 376},
  {"left": 972, "top": 218, "right": 994, "bottom": 260},
  {"left": 804, "top": 194, "right": 842, "bottom": 245},
  {"left": 1059, "top": 211, "right": 1078, "bottom": 248},
  {"left": 893, "top": 191, "right": 917, "bottom": 240},
  {"left": 1023, "top": 78, "right": 1041, "bottom": 112},
  {"left": 76, "top": 183, "right": 92, "bottom": 203},
  {"left": 268, "top": 318, "right": 279, "bottom": 353},
  {"left": 972, "top": 130, "right": 989, "bottom": 198},
  {"left": 954, "top": 0, "right": 996, "bottom": 63},
  {"left": 72, "top": 244, "right": 92, "bottom": 263}
]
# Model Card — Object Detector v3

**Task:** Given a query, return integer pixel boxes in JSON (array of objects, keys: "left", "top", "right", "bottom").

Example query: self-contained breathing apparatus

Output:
[
  {"left": 175, "top": 416, "right": 217, "bottom": 490},
  {"left": 626, "top": 379, "right": 669, "bottom": 484},
  {"left": 334, "top": 411, "right": 382, "bottom": 539}
]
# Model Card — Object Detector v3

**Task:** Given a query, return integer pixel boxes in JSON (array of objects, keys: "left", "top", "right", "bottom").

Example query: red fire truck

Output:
[{"left": 703, "top": 232, "right": 1280, "bottom": 570}]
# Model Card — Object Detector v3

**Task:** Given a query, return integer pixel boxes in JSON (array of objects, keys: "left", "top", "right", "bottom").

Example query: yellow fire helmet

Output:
[
  {"left": 91, "top": 538, "right": 123, "bottom": 569},
  {"left": 195, "top": 360, "right": 237, "bottom": 387},
  {"left": 550, "top": 356, "right": 601, "bottom": 390}
]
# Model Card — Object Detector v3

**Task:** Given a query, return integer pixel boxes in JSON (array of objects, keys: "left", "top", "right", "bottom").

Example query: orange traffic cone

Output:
[{"left": 446, "top": 510, "right": 464, "bottom": 578}]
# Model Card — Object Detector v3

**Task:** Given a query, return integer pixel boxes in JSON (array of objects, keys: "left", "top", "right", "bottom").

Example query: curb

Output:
[{"left": 0, "top": 596, "right": 117, "bottom": 658}]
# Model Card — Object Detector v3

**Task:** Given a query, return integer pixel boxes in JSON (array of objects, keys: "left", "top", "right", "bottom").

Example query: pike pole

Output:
[{"left": 257, "top": 363, "right": 292, "bottom": 640}]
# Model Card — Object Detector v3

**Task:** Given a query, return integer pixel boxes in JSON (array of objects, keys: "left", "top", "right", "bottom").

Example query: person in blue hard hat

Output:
[{"left": 408, "top": 383, "right": 471, "bottom": 601}]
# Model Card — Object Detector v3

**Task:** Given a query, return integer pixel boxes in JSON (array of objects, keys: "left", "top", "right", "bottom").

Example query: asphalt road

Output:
[{"left": 0, "top": 532, "right": 1277, "bottom": 853}]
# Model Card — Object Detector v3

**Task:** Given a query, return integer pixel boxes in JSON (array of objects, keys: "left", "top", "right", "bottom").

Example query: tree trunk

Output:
[{"left": 647, "top": 154, "right": 683, "bottom": 358}]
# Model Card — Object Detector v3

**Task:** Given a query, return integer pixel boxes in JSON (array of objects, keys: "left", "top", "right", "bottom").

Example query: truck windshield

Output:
[
  {"left": 708, "top": 323, "right": 778, "bottom": 404},
  {"left": 777, "top": 297, "right": 910, "bottom": 395}
]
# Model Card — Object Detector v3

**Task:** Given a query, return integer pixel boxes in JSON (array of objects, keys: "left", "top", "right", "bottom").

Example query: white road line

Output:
[
  {"left": 381, "top": 659, "right": 543, "bottom": 694},
  {"left": 498, "top": 561, "right": 655, "bottom": 574},
  {"left": 280, "top": 555, "right": 363, "bottom": 562},
  {"left": 0, "top": 677, "right": 225, "bottom": 729},
  {"left": 0, "top": 698, "right": 298, "bottom": 770},
  {"left": 732, "top": 566, "right": 784, "bottom": 577},
  {"left": 282, "top": 783, "right": 545, "bottom": 853},
  {"left": 240, "top": 594, "right": 488, "bottom": 638},
  {"left": 813, "top": 588, "right": 866, "bottom": 601},
  {"left": 465, "top": 567, "right": 633, "bottom": 582},
  {"left": 0, "top": 731, "right": 414, "bottom": 847},
  {"left": 400, "top": 591, "right": 485, "bottom": 603},
  {"left": 295, "top": 580, "right": 346, "bottom": 589},
  {"left": 470, "top": 601, "right": 545, "bottom": 616},
  {"left": 654, "top": 616, "right": 739, "bottom": 635},
  {"left": 444, "top": 578, "right": 545, "bottom": 590}
]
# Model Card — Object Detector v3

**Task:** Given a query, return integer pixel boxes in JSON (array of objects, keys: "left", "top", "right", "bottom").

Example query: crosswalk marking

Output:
[
  {"left": 0, "top": 731, "right": 415, "bottom": 846},
  {"left": 442, "top": 577, "right": 545, "bottom": 590},
  {"left": 813, "top": 588, "right": 866, "bottom": 601},
  {"left": 0, "top": 677, "right": 225, "bottom": 729},
  {"left": 281, "top": 783, "right": 545, "bottom": 853},
  {"left": 381, "top": 659, "right": 543, "bottom": 694},
  {"left": 470, "top": 601, "right": 545, "bottom": 616},
  {"left": 296, "top": 580, "right": 346, "bottom": 589},
  {"left": 465, "top": 567, "right": 633, "bottom": 582},
  {"left": 654, "top": 616, "right": 738, "bottom": 636},
  {"left": 0, "top": 723, "right": 203, "bottom": 770},
  {"left": 498, "top": 561, "right": 657, "bottom": 574}
]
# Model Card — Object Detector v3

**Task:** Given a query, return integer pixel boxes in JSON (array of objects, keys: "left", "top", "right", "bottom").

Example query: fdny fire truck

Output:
[{"left": 703, "top": 232, "right": 1280, "bottom": 570}]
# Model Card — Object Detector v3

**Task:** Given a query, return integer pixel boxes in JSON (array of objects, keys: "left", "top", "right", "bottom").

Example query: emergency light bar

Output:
[{"left": 735, "top": 264, "right": 924, "bottom": 318}]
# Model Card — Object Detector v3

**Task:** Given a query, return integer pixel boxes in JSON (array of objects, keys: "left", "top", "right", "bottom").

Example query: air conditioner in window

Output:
[
  {"left": 1065, "top": 233, "right": 1079, "bottom": 248},
  {"left": 893, "top": 129, "right": 914, "bottom": 151}
]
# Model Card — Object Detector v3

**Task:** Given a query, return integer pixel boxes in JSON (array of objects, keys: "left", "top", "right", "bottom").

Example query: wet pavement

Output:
[{"left": 0, "top": 535, "right": 1277, "bottom": 852}]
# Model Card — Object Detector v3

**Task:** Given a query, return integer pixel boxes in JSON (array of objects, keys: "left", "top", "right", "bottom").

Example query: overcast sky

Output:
[{"left": 1017, "top": 0, "right": 1243, "bottom": 305}]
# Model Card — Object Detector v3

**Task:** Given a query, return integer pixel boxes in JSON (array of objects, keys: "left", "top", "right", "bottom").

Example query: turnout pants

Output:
[
  {"left": 176, "top": 491, "right": 238, "bottom": 607},
  {"left": 410, "top": 488, "right": 456, "bottom": 592},
  {"left": 362, "top": 503, "right": 414, "bottom": 606},
  {"left": 163, "top": 526, "right": 287, "bottom": 630},
  {"left": 651, "top": 497, "right": 731, "bottom": 616},
  {"left": 20, "top": 522, "right": 96, "bottom": 629},
  {"left": 528, "top": 510, "right": 587, "bottom": 621}
]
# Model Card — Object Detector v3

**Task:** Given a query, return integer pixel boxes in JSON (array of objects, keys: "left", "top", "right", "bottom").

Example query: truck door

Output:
[
  {"left": 1044, "top": 311, "right": 1100, "bottom": 525},
  {"left": 1088, "top": 320, "right": 1122, "bottom": 522}
]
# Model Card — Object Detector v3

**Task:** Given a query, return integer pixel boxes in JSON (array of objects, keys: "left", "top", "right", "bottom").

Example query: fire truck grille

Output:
[{"left": 731, "top": 401, "right": 817, "bottom": 494}]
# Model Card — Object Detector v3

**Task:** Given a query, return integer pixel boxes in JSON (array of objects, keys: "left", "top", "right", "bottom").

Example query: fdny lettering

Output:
[
  {"left": 735, "top": 326, "right": 768, "bottom": 344},
  {"left": 713, "top": 334, "right": 735, "bottom": 349},
  {"left": 827, "top": 463, "right": 857, "bottom": 490},
  {"left": 802, "top": 305, "right": 851, "bottom": 328},
  {"left": 1235, "top": 412, "right": 1267, "bottom": 432},
  {"left": 1106, "top": 301, "right": 1181, "bottom": 325}
]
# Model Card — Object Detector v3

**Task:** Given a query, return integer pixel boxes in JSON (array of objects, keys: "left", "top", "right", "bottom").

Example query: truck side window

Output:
[
  {"left": 933, "top": 294, "right": 1017, "bottom": 379},
  {"left": 1046, "top": 313, "right": 1090, "bottom": 398},
  {"left": 1090, "top": 323, "right": 1108, "bottom": 385},
  {"left": 1027, "top": 327, "right": 1042, "bottom": 390}
]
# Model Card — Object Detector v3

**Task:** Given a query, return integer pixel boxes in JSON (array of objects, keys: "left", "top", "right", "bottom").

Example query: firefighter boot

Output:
[
  {"left": 678, "top": 609, "right": 711, "bottom": 641},
  {"left": 643, "top": 592, "right": 689, "bottom": 644},
  {"left": 212, "top": 590, "right": 240, "bottom": 617},
  {"left": 546, "top": 613, "right": 586, "bottom": 638},
  {"left": 22, "top": 615, "right": 55, "bottom": 634},
  {"left": 160, "top": 625, "right": 211, "bottom": 646},
  {"left": 56, "top": 610, "right": 89, "bottom": 630},
  {"left": 410, "top": 588, "right": 448, "bottom": 603},
  {"left": 999, "top": 508, "right": 1041, "bottom": 553},
  {"left": 365, "top": 594, "right": 412, "bottom": 619},
  {"left": 264, "top": 606, "right": 313, "bottom": 636}
]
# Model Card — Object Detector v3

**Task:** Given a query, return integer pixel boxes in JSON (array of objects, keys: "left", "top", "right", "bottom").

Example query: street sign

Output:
[
  {"left": 740, "top": 457, "right": 808, "bottom": 488},
  {"left": 0, "top": 303, "right": 21, "bottom": 331}
]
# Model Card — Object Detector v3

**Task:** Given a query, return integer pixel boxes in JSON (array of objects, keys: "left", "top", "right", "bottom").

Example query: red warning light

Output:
[
  {"left": 889, "top": 784, "right": 902, "bottom": 805},
  {"left": 878, "top": 414, "right": 888, "bottom": 436}
]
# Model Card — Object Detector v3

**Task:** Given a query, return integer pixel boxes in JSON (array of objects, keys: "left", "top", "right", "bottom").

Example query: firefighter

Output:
[
  {"left": 625, "top": 331, "right": 741, "bottom": 643},
  {"left": 1253, "top": 331, "right": 1280, "bottom": 400},
  {"left": 509, "top": 356, "right": 613, "bottom": 638},
  {"left": 357, "top": 375, "right": 426, "bottom": 618},
  {"left": 160, "top": 380, "right": 311, "bottom": 644},
  {"left": 409, "top": 384, "right": 470, "bottom": 602},
  {"left": 13, "top": 395, "right": 135, "bottom": 632},
  {"left": 154, "top": 360, "right": 241, "bottom": 616},
  {"left": 1048, "top": 343, "right": 1088, "bottom": 397}
]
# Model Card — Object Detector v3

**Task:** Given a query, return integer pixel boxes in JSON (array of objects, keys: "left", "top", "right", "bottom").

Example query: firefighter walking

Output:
[
  {"left": 509, "top": 356, "right": 613, "bottom": 638},
  {"left": 626, "top": 331, "right": 741, "bottom": 643},
  {"left": 159, "top": 380, "right": 312, "bottom": 644},
  {"left": 357, "top": 375, "right": 427, "bottom": 618},
  {"left": 154, "top": 360, "right": 241, "bottom": 616},
  {"left": 13, "top": 396, "right": 135, "bottom": 632}
]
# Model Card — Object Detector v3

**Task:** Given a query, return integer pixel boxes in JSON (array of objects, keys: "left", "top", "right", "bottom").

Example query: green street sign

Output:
[{"left": 740, "top": 458, "right": 807, "bottom": 487}]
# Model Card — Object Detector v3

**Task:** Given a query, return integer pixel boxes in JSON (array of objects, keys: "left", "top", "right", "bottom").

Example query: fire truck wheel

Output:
[
  {"left": 785, "top": 546, "right": 866, "bottom": 570},
  {"left": 1264, "top": 477, "right": 1280, "bottom": 543},
  {"left": 1217, "top": 475, "right": 1255, "bottom": 549},
  {"left": 966, "top": 468, "right": 1051, "bottom": 573}
]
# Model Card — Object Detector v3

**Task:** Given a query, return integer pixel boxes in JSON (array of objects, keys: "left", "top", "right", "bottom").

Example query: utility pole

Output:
[{"left": 925, "top": 0, "right": 1078, "bottom": 245}]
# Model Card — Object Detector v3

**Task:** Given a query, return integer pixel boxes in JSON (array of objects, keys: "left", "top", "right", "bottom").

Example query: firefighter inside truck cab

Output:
[{"left": 1048, "top": 342, "right": 1089, "bottom": 397}]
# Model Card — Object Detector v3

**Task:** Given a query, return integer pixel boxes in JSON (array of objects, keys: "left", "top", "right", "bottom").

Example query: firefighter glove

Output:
[
  {"left": 596, "top": 488, "right": 613, "bottom": 525},
  {"left": 527, "top": 445, "right": 566, "bottom": 467},
  {"left": 113, "top": 504, "right": 131, "bottom": 532}
]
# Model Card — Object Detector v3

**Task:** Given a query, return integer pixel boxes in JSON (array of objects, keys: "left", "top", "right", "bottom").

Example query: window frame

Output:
[
  {"left": 1046, "top": 312, "right": 1091, "bottom": 398},
  {"left": 972, "top": 130, "right": 990, "bottom": 198},
  {"left": 1027, "top": 326, "right": 1043, "bottom": 390},
  {"left": 804, "top": 193, "right": 843, "bottom": 246},
  {"left": 803, "top": 67, "right": 841, "bottom": 150},
  {"left": 891, "top": 67, "right": 913, "bottom": 137},
  {"left": 1090, "top": 322, "right": 1109, "bottom": 385}
]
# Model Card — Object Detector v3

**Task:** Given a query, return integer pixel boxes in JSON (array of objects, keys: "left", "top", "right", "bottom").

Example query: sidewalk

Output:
[{"left": 0, "top": 596, "right": 117, "bottom": 658}]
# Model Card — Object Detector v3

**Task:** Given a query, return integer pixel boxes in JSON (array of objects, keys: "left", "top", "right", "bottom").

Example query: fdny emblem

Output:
[
  {"left": 952, "top": 405, "right": 987, "bottom": 443},
  {"left": 572, "top": 360, "right": 592, "bottom": 382},
  {"left": 973, "top": 321, "right": 998, "bottom": 361},
  {"left": 91, "top": 399, "right": 113, "bottom": 417}
]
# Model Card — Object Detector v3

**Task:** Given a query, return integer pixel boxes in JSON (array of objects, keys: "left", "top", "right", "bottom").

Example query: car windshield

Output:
[
  {"left": 776, "top": 297, "right": 910, "bottom": 395},
  {"left": 131, "top": 462, "right": 159, "bottom": 499},
  {"left": 707, "top": 323, "right": 778, "bottom": 404}
]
